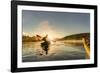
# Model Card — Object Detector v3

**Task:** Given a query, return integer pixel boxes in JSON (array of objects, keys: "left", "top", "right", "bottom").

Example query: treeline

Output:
[
  {"left": 22, "top": 33, "right": 90, "bottom": 42},
  {"left": 59, "top": 33, "right": 90, "bottom": 40},
  {"left": 22, "top": 35, "right": 42, "bottom": 42}
]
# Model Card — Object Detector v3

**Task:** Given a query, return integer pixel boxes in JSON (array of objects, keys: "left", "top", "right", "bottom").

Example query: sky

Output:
[{"left": 22, "top": 10, "right": 90, "bottom": 38}]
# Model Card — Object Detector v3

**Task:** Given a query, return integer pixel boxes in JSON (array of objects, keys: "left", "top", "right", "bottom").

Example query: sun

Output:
[{"left": 47, "top": 35, "right": 54, "bottom": 41}]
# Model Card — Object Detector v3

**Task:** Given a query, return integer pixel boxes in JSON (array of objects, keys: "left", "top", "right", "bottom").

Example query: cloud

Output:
[{"left": 34, "top": 21, "right": 62, "bottom": 38}]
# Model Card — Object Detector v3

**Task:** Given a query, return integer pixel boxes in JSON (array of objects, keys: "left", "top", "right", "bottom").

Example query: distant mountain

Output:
[{"left": 59, "top": 33, "right": 90, "bottom": 40}]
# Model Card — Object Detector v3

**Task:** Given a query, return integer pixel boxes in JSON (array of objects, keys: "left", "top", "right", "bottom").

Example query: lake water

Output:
[{"left": 22, "top": 41, "right": 86, "bottom": 62}]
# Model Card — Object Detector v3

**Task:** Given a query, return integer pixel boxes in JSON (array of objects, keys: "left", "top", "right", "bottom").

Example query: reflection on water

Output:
[{"left": 22, "top": 41, "right": 86, "bottom": 62}]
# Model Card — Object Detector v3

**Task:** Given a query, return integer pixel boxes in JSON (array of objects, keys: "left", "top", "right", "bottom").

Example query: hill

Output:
[
  {"left": 59, "top": 33, "right": 90, "bottom": 40},
  {"left": 22, "top": 35, "right": 42, "bottom": 42}
]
